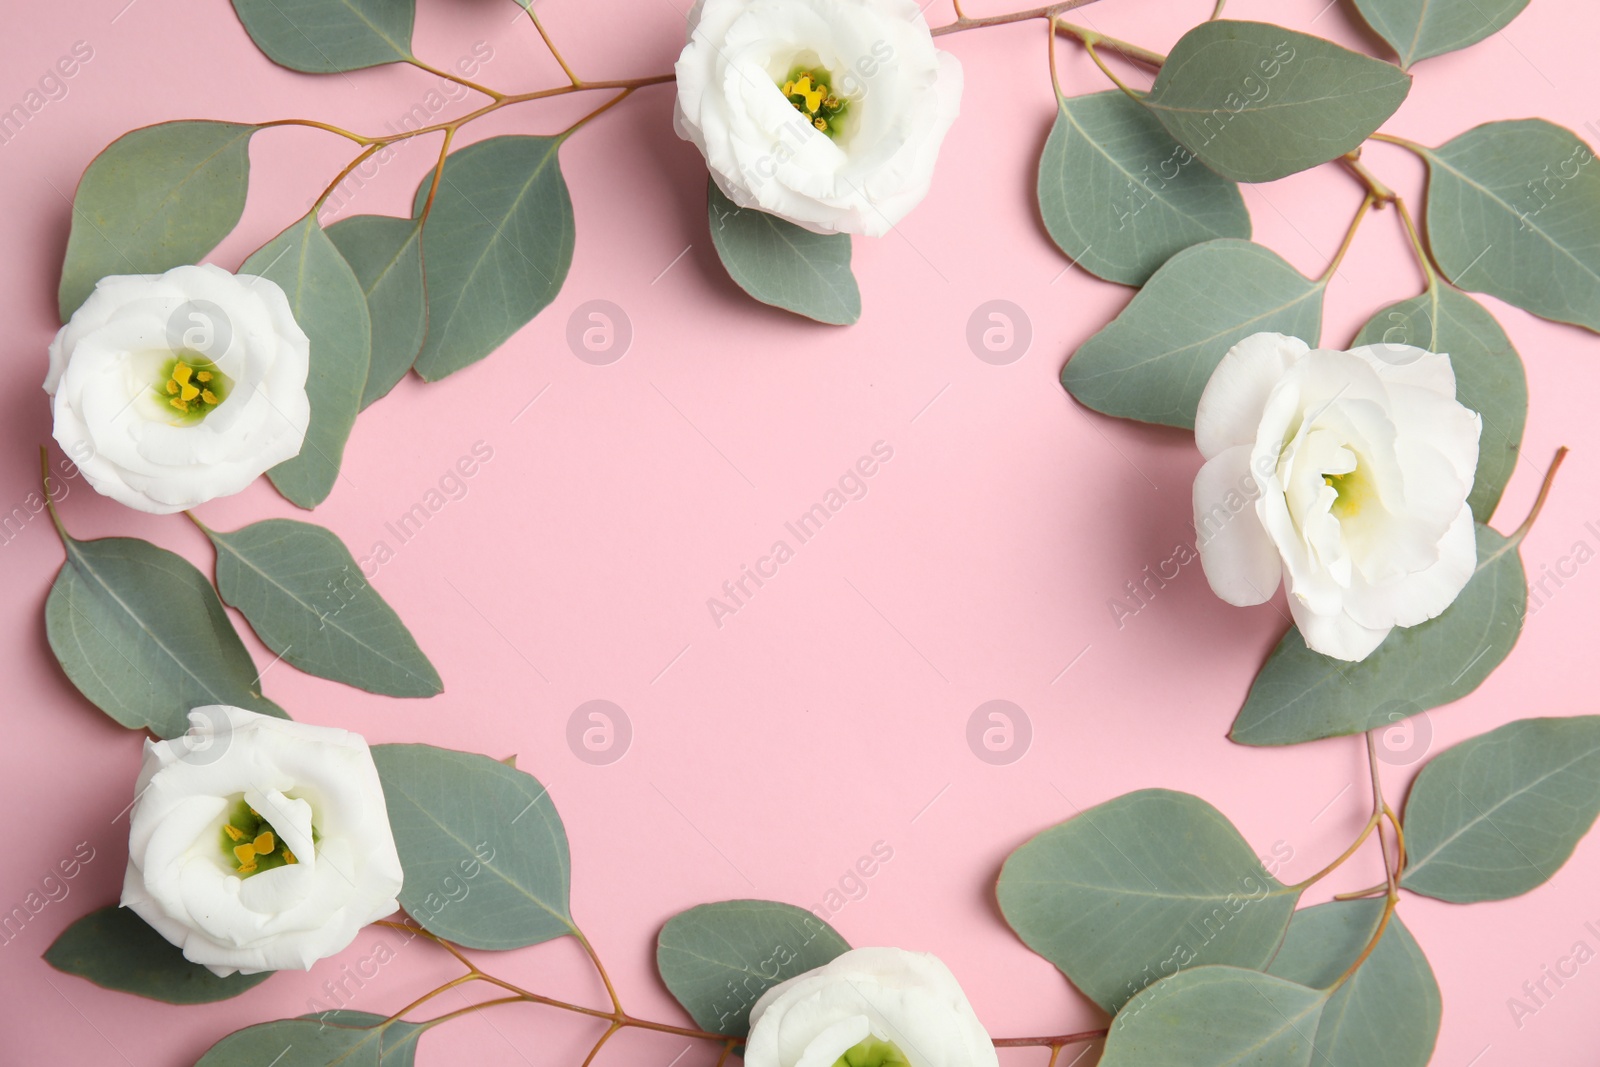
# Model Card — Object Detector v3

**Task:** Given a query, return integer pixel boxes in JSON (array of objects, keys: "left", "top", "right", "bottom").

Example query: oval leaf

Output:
[
  {"left": 1232, "top": 524, "right": 1525, "bottom": 746},
  {"left": 657, "top": 900, "right": 851, "bottom": 1040},
  {"left": 411, "top": 136, "right": 574, "bottom": 380},
  {"left": 371, "top": 744, "right": 574, "bottom": 949},
  {"left": 58, "top": 121, "right": 256, "bottom": 320},
  {"left": 231, "top": 0, "right": 415, "bottom": 73},
  {"left": 1141, "top": 21, "right": 1411, "bottom": 183},
  {"left": 997, "top": 788, "right": 1302, "bottom": 1013},
  {"left": 327, "top": 215, "right": 427, "bottom": 408},
  {"left": 1039, "top": 90, "right": 1250, "bottom": 286},
  {"left": 1352, "top": 285, "right": 1527, "bottom": 523},
  {"left": 1267, "top": 900, "right": 1441, "bottom": 1067},
  {"left": 1061, "top": 238, "right": 1324, "bottom": 428},
  {"left": 1099, "top": 966, "right": 1325, "bottom": 1067},
  {"left": 708, "top": 182, "right": 860, "bottom": 325},
  {"left": 204, "top": 518, "right": 441, "bottom": 698},
  {"left": 45, "top": 532, "right": 284, "bottom": 738},
  {"left": 45, "top": 905, "right": 273, "bottom": 1005},
  {"left": 1352, "top": 0, "right": 1529, "bottom": 67},
  {"left": 1420, "top": 120, "right": 1600, "bottom": 333},
  {"left": 196, "top": 1013, "right": 423, "bottom": 1067},
  {"left": 246, "top": 212, "right": 372, "bottom": 510},
  {"left": 1402, "top": 716, "right": 1600, "bottom": 902}
]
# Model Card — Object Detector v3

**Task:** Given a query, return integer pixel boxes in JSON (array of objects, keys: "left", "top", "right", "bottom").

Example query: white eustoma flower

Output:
[
  {"left": 1192, "top": 332, "right": 1482, "bottom": 662},
  {"left": 122, "top": 706, "right": 403, "bottom": 976},
  {"left": 46, "top": 263, "right": 310, "bottom": 515},
  {"left": 674, "top": 0, "right": 963, "bottom": 236},
  {"left": 745, "top": 947, "right": 999, "bottom": 1067}
]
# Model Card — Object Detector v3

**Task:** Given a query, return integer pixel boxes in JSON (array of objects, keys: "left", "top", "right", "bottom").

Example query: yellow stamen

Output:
[
  {"left": 253, "top": 831, "right": 275, "bottom": 855},
  {"left": 283, "top": 849, "right": 297, "bottom": 865},
  {"left": 196, "top": 370, "right": 212, "bottom": 383},
  {"left": 173, "top": 362, "right": 193, "bottom": 385},
  {"left": 201, "top": 389, "right": 219, "bottom": 405},
  {"left": 223, "top": 824, "right": 246, "bottom": 842},
  {"left": 813, "top": 117, "right": 828, "bottom": 132},
  {"left": 165, "top": 380, "right": 179, "bottom": 394},
  {"left": 170, "top": 397, "right": 188, "bottom": 412},
  {"left": 785, "top": 74, "right": 825, "bottom": 113},
  {"left": 180, "top": 383, "right": 200, "bottom": 402},
  {"left": 234, "top": 843, "right": 258, "bottom": 867}
]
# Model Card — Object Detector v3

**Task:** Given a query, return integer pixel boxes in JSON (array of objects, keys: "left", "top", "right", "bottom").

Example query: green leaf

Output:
[
  {"left": 196, "top": 1012, "right": 424, "bottom": 1067},
  {"left": 371, "top": 744, "right": 574, "bottom": 948},
  {"left": 1351, "top": 0, "right": 1529, "bottom": 67},
  {"left": 1352, "top": 285, "right": 1527, "bottom": 523},
  {"left": 707, "top": 183, "right": 860, "bottom": 325},
  {"left": 1098, "top": 966, "right": 1325, "bottom": 1067},
  {"left": 246, "top": 212, "right": 372, "bottom": 509},
  {"left": 1402, "top": 716, "right": 1600, "bottom": 902},
  {"left": 1267, "top": 900, "right": 1441, "bottom": 1067},
  {"left": 1231, "top": 524, "right": 1526, "bottom": 746},
  {"left": 326, "top": 214, "right": 427, "bottom": 408},
  {"left": 657, "top": 900, "right": 851, "bottom": 1040},
  {"left": 203, "top": 518, "right": 441, "bottom": 698},
  {"left": 411, "top": 136, "right": 574, "bottom": 380},
  {"left": 1141, "top": 21, "right": 1411, "bottom": 183},
  {"left": 1038, "top": 91, "right": 1250, "bottom": 286},
  {"left": 58, "top": 121, "right": 256, "bottom": 321},
  {"left": 45, "top": 906, "right": 273, "bottom": 1004},
  {"left": 231, "top": 0, "right": 415, "bottom": 73},
  {"left": 1061, "top": 239, "right": 1323, "bottom": 428},
  {"left": 997, "top": 789, "right": 1301, "bottom": 1013},
  {"left": 45, "top": 531, "right": 285, "bottom": 738},
  {"left": 1420, "top": 120, "right": 1600, "bottom": 333}
]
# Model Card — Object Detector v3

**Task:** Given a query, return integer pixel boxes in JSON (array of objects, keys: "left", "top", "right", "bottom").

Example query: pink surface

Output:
[{"left": 2, "top": 0, "right": 1597, "bottom": 1063}]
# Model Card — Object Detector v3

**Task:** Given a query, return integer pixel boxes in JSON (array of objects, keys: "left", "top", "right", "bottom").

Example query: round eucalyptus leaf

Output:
[
  {"left": 371, "top": 743, "right": 574, "bottom": 949},
  {"left": 707, "top": 182, "right": 861, "bottom": 325},
  {"left": 1403, "top": 716, "right": 1600, "bottom": 902},
  {"left": 1232, "top": 524, "right": 1525, "bottom": 747},
  {"left": 1420, "top": 120, "right": 1600, "bottom": 334},
  {"left": 231, "top": 0, "right": 416, "bottom": 73},
  {"left": 1038, "top": 90, "right": 1250, "bottom": 286},
  {"left": 1142, "top": 21, "right": 1410, "bottom": 183},
  {"left": 1099, "top": 965, "right": 1325, "bottom": 1067},
  {"left": 58, "top": 121, "right": 256, "bottom": 321},
  {"left": 997, "top": 789, "right": 1301, "bottom": 1013},
  {"left": 657, "top": 900, "right": 851, "bottom": 1040},
  {"left": 1351, "top": 0, "right": 1529, "bottom": 67},
  {"left": 326, "top": 215, "right": 427, "bottom": 408},
  {"left": 195, "top": 1011, "right": 424, "bottom": 1066},
  {"left": 45, "top": 905, "right": 273, "bottom": 1004},
  {"left": 1061, "top": 238, "right": 1324, "bottom": 429}
]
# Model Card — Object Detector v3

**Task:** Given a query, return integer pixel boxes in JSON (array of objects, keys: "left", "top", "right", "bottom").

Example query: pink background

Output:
[{"left": 2, "top": 0, "right": 1597, "bottom": 1063}]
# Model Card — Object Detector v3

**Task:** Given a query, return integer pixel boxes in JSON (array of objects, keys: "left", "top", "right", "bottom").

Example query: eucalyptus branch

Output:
[
  {"left": 523, "top": 5, "right": 583, "bottom": 87},
  {"left": 992, "top": 1028, "right": 1109, "bottom": 1049},
  {"left": 1056, "top": 21, "right": 1168, "bottom": 68},
  {"left": 931, "top": 0, "right": 1106, "bottom": 36},
  {"left": 1326, "top": 735, "right": 1402, "bottom": 992},
  {"left": 405, "top": 56, "right": 506, "bottom": 102},
  {"left": 1509, "top": 446, "right": 1570, "bottom": 548},
  {"left": 1320, "top": 193, "right": 1378, "bottom": 281}
]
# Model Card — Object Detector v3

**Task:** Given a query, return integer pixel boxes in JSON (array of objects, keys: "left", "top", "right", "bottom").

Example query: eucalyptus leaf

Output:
[
  {"left": 1352, "top": 285, "right": 1527, "bottom": 523},
  {"left": 1061, "top": 239, "right": 1323, "bottom": 428},
  {"left": 1039, "top": 91, "right": 1250, "bottom": 286},
  {"left": 1267, "top": 900, "right": 1441, "bottom": 1067},
  {"left": 45, "top": 906, "right": 273, "bottom": 1004},
  {"left": 411, "top": 135, "right": 574, "bottom": 380},
  {"left": 58, "top": 121, "right": 255, "bottom": 320},
  {"left": 1402, "top": 716, "right": 1600, "bottom": 902},
  {"left": 997, "top": 789, "right": 1301, "bottom": 1013},
  {"left": 326, "top": 214, "right": 427, "bottom": 408},
  {"left": 1420, "top": 120, "right": 1600, "bottom": 333},
  {"left": 195, "top": 1012, "right": 423, "bottom": 1067},
  {"left": 231, "top": 0, "right": 415, "bottom": 73},
  {"left": 1098, "top": 966, "right": 1325, "bottom": 1067},
  {"left": 45, "top": 530, "right": 284, "bottom": 738},
  {"left": 371, "top": 744, "right": 574, "bottom": 948},
  {"left": 657, "top": 900, "right": 851, "bottom": 1040},
  {"left": 707, "top": 182, "right": 860, "bottom": 325},
  {"left": 1351, "top": 0, "right": 1529, "bottom": 67},
  {"left": 204, "top": 518, "right": 441, "bottom": 698},
  {"left": 246, "top": 212, "right": 372, "bottom": 509},
  {"left": 1232, "top": 524, "right": 1526, "bottom": 746},
  {"left": 1142, "top": 21, "right": 1411, "bottom": 183}
]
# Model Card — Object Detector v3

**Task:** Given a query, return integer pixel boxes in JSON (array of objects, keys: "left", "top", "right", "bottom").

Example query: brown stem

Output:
[
  {"left": 1320, "top": 193, "right": 1377, "bottom": 282},
  {"left": 1509, "top": 447, "right": 1570, "bottom": 548},
  {"left": 314, "top": 142, "right": 385, "bottom": 211},
  {"left": 931, "top": 0, "right": 1107, "bottom": 36},
  {"left": 992, "top": 1029, "right": 1109, "bottom": 1048},
  {"left": 580, "top": 1023, "right": 622, "bottom": 1067},
  {"left": 558, "top": 89, "right": 636, "bottom": 140},
  {"left": 406, "top": 56, "right": 505, "bottom": 101},
  {"left": 416, "top": 127, "right": 456, "bottom": 224},
  {"left": 1328, "top": 735, "right": 1402, "bottom": 992},
  {"left": 524, "top": 5, "right": 583, "bottom": 87},
  {"left": 1339, "top": 151, "right": 1395, "bottom": 204},
  {"left": 575, "top": 930, "right": 624, "bottom": 1016},
  {"left": 1056, "top": 21, "right": 1167, "bottom": 67}
]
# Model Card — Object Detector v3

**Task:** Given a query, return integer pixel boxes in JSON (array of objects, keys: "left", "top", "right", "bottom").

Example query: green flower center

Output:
[
  {"left": 219, "top": 797, "right": 301, "bottom": 878},
  {"left": 780, "top": 65, "right": 848, "bottom": 138},
  {"left": 834, "top": 1036, "right": 911, "bottom": 1067},
  {"left": 156, "top": 354, "right": 232, "bottom": 425},
  {"left": 1324, "top": 464, "right": 1375, "bottom": 520}
]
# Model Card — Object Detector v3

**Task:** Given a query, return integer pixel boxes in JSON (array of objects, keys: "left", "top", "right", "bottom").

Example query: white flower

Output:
[
  {"left": 745, "top": 947, "right": 998, "bottom": 1067},
  {"left": 121, "top": 706, "right": 402, "bottom": 976},
  {"left": 674, "top": 0, "right": 963, "bottom": 237},
  {"left": 46, "top": 264, "right": 310, "bottom": 515},
  {"left": 1192, "top": 332, "right": 1483, "bottom": 662}
]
